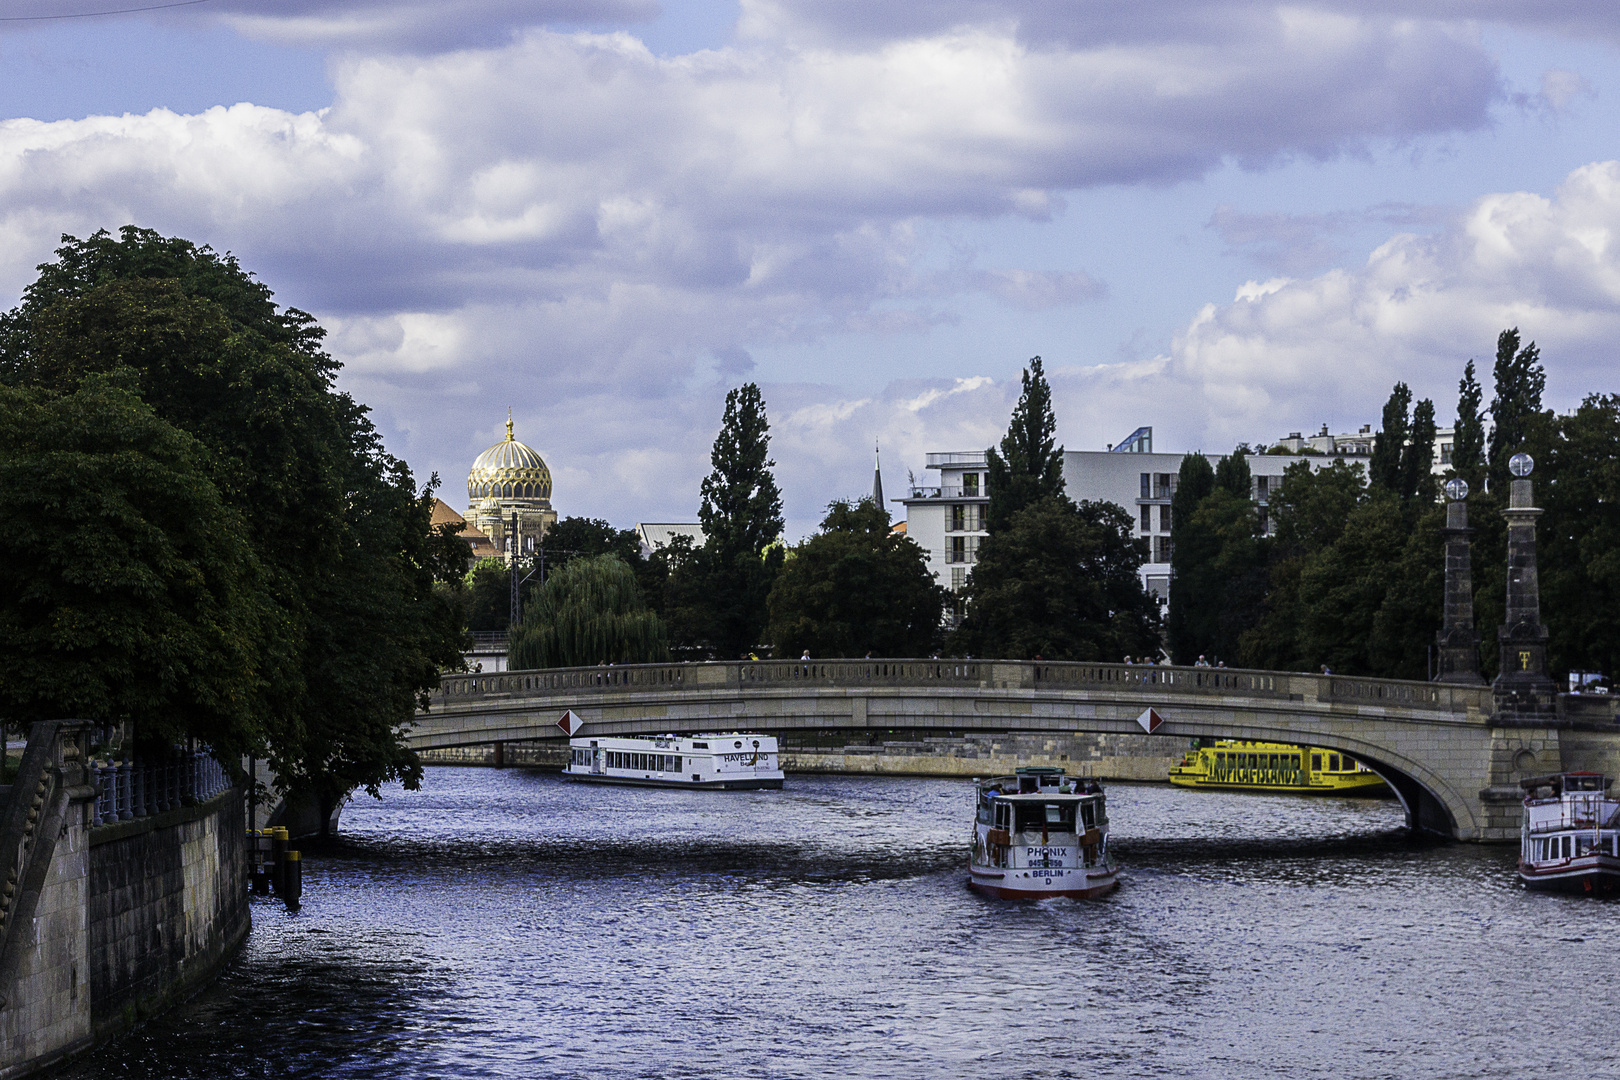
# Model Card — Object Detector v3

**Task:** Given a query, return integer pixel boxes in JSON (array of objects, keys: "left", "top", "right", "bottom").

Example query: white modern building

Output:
[{"left": 899, "top": 425, "right": 1379, "bottom": 609}]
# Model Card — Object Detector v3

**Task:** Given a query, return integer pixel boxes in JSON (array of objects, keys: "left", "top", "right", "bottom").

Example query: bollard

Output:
[
  {"left": 270, "top": 827, "right": 289, "bottom": 897},
  {"left": 283, "top": 850, "right": 302, "bottom": 909},
  {"left": 249, "top": 830, "right": 271, "bottom": 894}
]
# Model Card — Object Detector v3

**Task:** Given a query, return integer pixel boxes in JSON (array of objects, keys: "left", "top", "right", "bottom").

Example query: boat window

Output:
[
  {"left": 692, "top": 742, "right": 708, "bottom": 749},
  {"left": 1081, "top": 803, "right": 1095, "bottom": 829},
  {"left": 994, "top": 803, "right": 1011, "bottom": 830},
  {"left": 1312, "top": 754, "right": 1322, "bottom": 771},
  {"left": 1329, "top": 755, "right": 1340, "bottom": 771},
  {"left": 1343, "top": 755, "right": 1356, "bottom": 769}
]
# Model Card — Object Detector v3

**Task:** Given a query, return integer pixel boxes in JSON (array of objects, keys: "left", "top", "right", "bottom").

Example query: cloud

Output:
[
  {"left": 1166, "top": 161, "right": 1620, "bottom": 450},
  {"left": 0, "top": 15, "right": 1521, "bottom": 533},
  {"left": 1207, "top": 202, "right": 1451, "bottom": 275}
]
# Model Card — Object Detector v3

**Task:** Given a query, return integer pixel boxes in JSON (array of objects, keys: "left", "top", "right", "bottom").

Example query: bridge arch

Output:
[{"left": 418, "top": 659, "right": 1507, "bottom": 840}]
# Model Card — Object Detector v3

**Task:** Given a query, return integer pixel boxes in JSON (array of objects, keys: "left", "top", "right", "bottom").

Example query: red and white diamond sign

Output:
[
  {"left": 557, "top": 710, "right": 584, "bottom": 736},
  {"left": 1136, "top": 707, "right": 1164, "bottom": 734}
]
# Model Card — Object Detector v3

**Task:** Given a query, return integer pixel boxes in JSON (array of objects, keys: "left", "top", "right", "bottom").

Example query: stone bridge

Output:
[{"left": 415, "top": 659, "right": 1620, "bottom": 842}]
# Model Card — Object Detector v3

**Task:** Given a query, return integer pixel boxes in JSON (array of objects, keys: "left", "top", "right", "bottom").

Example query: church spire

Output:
[{"left": 872, "top": 441, "right": 884, "bottom": 506}]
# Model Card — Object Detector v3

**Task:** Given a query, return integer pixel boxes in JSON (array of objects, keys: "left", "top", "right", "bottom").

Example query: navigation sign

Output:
[
  {"left": 557, "top": 710, "right": 584, "bottom": 736},
  {"left": 1136, "top": 707, "right": 1164, "bottom": 734}
]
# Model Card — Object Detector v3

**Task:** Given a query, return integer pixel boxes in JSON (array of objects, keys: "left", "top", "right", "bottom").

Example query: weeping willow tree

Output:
[{"left": 509, "top": 554, "right": 669, "bottom": 669}]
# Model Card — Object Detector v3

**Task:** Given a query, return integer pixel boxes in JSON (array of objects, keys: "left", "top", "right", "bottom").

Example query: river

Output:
[{"left": 63, "top": 767, "right": 1620, "bottom": 1079}]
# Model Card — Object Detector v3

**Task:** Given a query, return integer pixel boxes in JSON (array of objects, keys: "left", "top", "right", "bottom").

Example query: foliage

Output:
[
  {"left": 1168, "top": 452, "right": 1267, "bottom": 664},
  {"left": 1487, "top": 327, "right": 1545, "bottom": 491},
  {"left": 1452, "top": 360, "right": 1486, "bottom": 490},
  {"left": 766, "top": 498, "right": 946, "bottom": 658},
  {"left": 1369, "top": 382, "right": 1411, "bottom": 493},
  {"left": 698, "top": 383, "right": 784, "bottom": 564},
  {"left": 985, "top": 356, "right": 1066, "bottom": 533},
  {"left": 509, "top": 555, "right": 669, "bottom": 669},
  {"left": 464, "top": 557, "right": 514, "bottom": 632},
  {"left": 954, "top": 497, "right": 1160, "bottom": 661},
  {"left": 1400, "top": 397, "right": 1438, "bottom": 509},
  {"left": 0, "top": 227, "right": 465, "bottom": 824},
  {"left": 669, "top": 383, "right": 785, "bottom": 657},
  {"left": 0, "top": 378, "right": 275, "bottom": 757}
]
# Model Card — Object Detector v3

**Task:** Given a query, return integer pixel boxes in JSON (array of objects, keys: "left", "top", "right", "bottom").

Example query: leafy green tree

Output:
[
  {"left": 955, "top": 497, "right": 1160, "bottom": 661},
  {"left": 668, "top": 383, "right": 785, "bottom": 657},
  {"left": 1169, "top": 452, "right": 1267, "bottom": 664},
  {"left": 1453, "top": 359, "right": 1486, "bottom": 490},
  {"left": 698, "top": 384, "right": 784, "bottom": 563},
  {"left": 1367, "top": 504, "right": 1446, "bottom": 680},
  {"left": 1400, "top": 397, "right": 1438, "bottom": 508},
  {"left": 464, "top": 557, "right": 513, "bottom": 631},
  {"left": 1166, "top": 453, "right": 1216, "bottom": 661},
  {"left": 1237, "top": 459, "right": 1367, "bottom": 671},
  {"left": 1369, "top": 382, "right": 1412, "bottom": 493},
  {"left": 0, "top": 378, "right": 275, "bottom": 758},
  {"left": 509, "top": 554, "right": 668, "bottom": 668},
  {"left": 542, "top": 516, "right": 644, "bottom": 570},
  {"left": 766, "top": 498, "right": 945, "bottom": 658},
  {"left": 985, "top": 356, "right": 1066, "bottom": 533},
  {"left": 1488, "top": 327, "right": 1545, "bottom": 490},
  {"left": 1295, "top": 492, "right": 1409, "bottom": 675},
  {"left": 0, "top": 227, "right": 465, "bottom": 827}
]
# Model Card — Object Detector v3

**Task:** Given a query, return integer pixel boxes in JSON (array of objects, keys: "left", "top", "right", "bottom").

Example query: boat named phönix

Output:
[{"left": 969, "top": 767, "right": 1118, "bottom": 900}]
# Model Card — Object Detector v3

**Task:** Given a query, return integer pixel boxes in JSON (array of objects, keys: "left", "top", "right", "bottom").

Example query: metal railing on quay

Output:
[
  {"left": 738, "top": 660, "right": 983, "bottom": 685},
  {"left": 90, "top": 749, "right": 233, "bottom": 827}
]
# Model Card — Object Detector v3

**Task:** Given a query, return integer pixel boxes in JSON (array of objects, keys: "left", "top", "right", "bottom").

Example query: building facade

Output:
[{"left": 900, "top": 426, "right": 1377, "bottom": 608}]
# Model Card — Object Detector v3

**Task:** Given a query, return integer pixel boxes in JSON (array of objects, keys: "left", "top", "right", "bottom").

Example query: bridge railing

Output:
[{"left": 434, "top": 658, "right": 1491, "bottom": 715}]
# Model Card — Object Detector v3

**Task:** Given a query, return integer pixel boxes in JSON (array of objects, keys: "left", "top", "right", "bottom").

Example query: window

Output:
[
  {"left": 950, "top": 504, "right": 964, "bottom": 531},
  {"left": 1255, "top": 475, "right": 1270, "bottom": 500},
  {"left": 1140, "top": 472, "right": 1151, "bottom": 499},
  {"left": 1141, "top": 505, "right": 1152, "bottom": 532},
  {"left": 963, "top": 473, "right": 980, "bottom": 496},
  {"left": 951, "top": 567, "right": 966, "bottom": 591},
  {"left": 949, "top": 536, "right": 966, "bottom": 563},
  {"left": 1159, "top": 505, "right": 1172, "bottom": 532},
  {"left": 1312, "top": 754, "right": 1322, "bottom": 771},
  {"left": 1329, "top": 754, "right": 1340, "bottom": 771},
  {"left": 1152, "top": 536, "right": 1172, "bottom": 563},
  {"left": 1440, "top": 442, "right": 1453, "bottom": 464}
]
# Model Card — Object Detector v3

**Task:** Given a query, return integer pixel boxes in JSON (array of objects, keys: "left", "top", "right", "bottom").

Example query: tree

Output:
[
  {"left": 1399, "top": 397, "right": 1438, "bottom": 508},
  {"left": 1295, "top": 493, "right": 1410, "bottom": 675},
  {"left": 1369, "top": 382, "right": 1412, "bottom": 493},
  {"left": 698, "top": 384, "right": 783, "bottom": 564},
  {"left": 985, "top": 356, "right": 1066, "bottom": 533},
  {"left": 1168, "top": 452, "right": 1267, "bottom": 664},
  {"left": 668, "top": 384, "right": 785, "bottom": 657},
  {"left": 541, "top": 516, "right": 644, "bottom": 571},
  {"left": 464, "top": 557, "right": 513, "bottom": 632},
  {"left": 1166, "top": 453, "right": 1216, "bottom": 661},
  {"left": 766, "top": 498, "right": 946, "bottom": 658},
  {"left": 0, "top": 377, "right": 276, "bottom": 758},
  {"left": 1488, "top": 327, "right": 1546, "bottom": 490},
  {"left": 509, "top": 555, "right": 669, "bottom": 669},
  {"left": 955, "top": 497, "right": 1160, "bottom": 661},
  {"left": 0, "top": 227, "right": 466, "bottom": 827},
  {"left": 1453, "top": 359, "right": 1486, "bottom": 490}
]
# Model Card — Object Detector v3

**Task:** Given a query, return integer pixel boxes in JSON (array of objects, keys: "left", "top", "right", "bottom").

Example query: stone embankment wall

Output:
[
  {"left": 0, "top": 722, "right": 249, "bottom": 1080},
  {"left": 418, "top": 732, "right": 1185, "bottom": 781}
]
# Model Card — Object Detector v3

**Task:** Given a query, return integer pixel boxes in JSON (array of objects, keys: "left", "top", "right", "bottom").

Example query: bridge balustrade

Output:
[
  {"left": 738, "top": 660, "right": 983, "bottom": 685},
  {"left": 432, "top": 659, "right": 1490, "bottom": 718}
]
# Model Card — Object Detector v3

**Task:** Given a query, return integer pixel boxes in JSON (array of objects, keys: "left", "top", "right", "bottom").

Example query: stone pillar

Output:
[
  {"left": 1492, "top": 461, "right": 1558, "bottom": 721},
  {"left": 1436, "top": 490, "right": 1483, "bottom": 684}
]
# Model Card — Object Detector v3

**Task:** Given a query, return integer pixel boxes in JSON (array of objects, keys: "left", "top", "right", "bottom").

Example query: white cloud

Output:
[{"left": 1163, "top": 161, "right": 1620, "bottom": 449}]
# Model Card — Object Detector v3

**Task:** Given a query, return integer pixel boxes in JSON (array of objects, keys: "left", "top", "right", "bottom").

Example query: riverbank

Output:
[{"left": 417, "top": 731, "right": 1184, "bottom": 781}]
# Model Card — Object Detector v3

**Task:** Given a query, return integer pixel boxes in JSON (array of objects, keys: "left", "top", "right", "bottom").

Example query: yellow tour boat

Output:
[{"left": 1169, "top": 740, "right": 1390, "bottom": 796}]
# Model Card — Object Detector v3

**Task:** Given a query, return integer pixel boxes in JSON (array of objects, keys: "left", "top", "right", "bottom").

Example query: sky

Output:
[{"left": 3, "top": 1, "right": 1619, "bottom": 540}]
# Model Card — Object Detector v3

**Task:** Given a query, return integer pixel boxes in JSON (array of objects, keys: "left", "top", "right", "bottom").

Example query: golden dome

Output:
[{"left": 468, "top": 417, "right": 552, "bottom": 503}]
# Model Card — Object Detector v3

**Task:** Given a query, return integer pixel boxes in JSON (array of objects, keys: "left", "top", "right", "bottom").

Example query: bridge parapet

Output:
[{"left": 434, "top": 659, "right": 1493, "bottom": 719}]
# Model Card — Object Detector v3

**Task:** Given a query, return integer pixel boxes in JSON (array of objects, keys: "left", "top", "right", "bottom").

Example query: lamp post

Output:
[
  {"left": 1435, "top": 477, "right": 1483, "bottom": 684},
  {"left": 1491, "top": 452, "right": 1557, "bottom": 719}
]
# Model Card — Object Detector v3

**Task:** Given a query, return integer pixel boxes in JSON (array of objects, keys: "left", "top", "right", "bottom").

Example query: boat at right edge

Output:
[{"left": 1518, "top": 772, "right": 1620, "bottom": 894}]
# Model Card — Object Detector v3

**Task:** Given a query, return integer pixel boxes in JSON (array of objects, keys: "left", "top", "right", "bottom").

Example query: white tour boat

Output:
[
  {"left": 1518, "top": 772, "right": 1620, "bottom": 895},
  {"left": 563, "top": 733, "right": 784, "bottom": 790},
  {"left": 969, "top": 767, "right": 1118, "bottom": 900}
]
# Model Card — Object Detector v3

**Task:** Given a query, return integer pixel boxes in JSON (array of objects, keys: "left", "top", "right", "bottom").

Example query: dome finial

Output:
[{"left": 506, "top": 408, "right": 514, "bottom": 441}]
